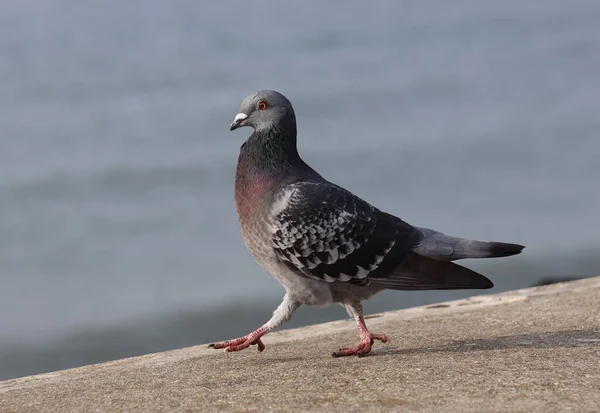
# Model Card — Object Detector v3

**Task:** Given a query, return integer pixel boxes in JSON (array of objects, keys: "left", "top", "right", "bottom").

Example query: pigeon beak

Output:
[{"left": 230, "top": 113, "right": 248, "bottom": 131}]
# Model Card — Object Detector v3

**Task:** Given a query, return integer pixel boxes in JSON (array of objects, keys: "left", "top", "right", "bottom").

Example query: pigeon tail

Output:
[
  {"left": 369, "top": 252, "right": 493, "bottom": 291},
  {"left": 414, "top": 228, "right": 525, "bottom": 261},
  {"left": 460, "top": 240, "right": 525, "bottom": 259}
]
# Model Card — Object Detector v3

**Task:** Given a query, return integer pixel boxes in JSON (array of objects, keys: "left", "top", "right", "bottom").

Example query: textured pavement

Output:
[{"left": 1, "top": 277, "right": 599, "bottom": 413}]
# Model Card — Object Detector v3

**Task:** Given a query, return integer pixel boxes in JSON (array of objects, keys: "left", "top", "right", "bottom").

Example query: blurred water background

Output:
[{"left": 1, "top": 0, "right": 599, "bottom": 380}]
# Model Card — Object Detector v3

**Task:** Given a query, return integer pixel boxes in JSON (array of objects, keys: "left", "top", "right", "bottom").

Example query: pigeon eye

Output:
[{"left": 257, "top": 100, "right": 268, "bottom": 110}]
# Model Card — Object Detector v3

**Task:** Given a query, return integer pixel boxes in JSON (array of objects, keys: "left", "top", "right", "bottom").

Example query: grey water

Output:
[{"left": 1, "top": 0, "right": 599, "bottom": 380}]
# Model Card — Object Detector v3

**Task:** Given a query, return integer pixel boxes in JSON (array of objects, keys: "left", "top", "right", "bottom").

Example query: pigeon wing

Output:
[{"left": 271, "top": 181, "right": 422, "bottom": 284}]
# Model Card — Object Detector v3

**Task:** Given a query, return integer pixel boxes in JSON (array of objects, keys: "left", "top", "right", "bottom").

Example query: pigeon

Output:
[{"left": 209, "top": 90, "right": 524, "bottom": 357}]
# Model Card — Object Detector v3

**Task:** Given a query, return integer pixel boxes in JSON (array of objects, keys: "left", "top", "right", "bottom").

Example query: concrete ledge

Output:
[{"left": 1, "top": 277, "right": 599, "bottom": 412}]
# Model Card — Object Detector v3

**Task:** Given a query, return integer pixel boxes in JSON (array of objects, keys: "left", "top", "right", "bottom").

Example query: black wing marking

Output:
[{"left": 271, "top": 181, "right": 422, "bottom": 284}]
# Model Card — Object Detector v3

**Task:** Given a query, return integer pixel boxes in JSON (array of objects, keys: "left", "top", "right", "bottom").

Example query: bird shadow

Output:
[{"left": 374, "top": 328, "right": 600, "bottom": 356}]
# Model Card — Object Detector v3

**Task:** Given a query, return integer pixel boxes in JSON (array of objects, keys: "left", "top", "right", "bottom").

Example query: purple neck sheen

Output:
[{"left": 234, "top": 123, "right": 318, "bottom": 217}]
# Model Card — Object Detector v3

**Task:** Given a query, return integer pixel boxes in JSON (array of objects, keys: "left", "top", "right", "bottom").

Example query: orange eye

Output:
[{"left": 258, "top": 100, "right": 268, "bottom": 110}]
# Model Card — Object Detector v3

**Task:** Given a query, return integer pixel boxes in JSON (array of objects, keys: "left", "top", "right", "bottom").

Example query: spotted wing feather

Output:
[{"left": 271, "top": 182, "right": 422, "bottom": 284}]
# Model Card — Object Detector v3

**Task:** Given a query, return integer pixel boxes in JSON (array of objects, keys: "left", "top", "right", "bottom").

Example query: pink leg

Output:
[
  {"left": 209, "top": 325, "right": 269, "bottom": 352},
  {"left": 209, "top": 294, "right": 300, "bottom": 354},
  {"left": 333, "top": 302, "right": 389, "bottom": 358}
]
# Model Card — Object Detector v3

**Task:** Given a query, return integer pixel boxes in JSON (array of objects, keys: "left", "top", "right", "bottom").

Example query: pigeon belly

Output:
[{"left": 236, "top": 191, "right": 334, "bottom": 307}]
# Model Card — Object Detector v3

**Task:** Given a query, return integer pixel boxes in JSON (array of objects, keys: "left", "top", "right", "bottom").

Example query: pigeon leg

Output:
[
  {"left": 209, "top": 293, "right": 300, "bottom": 353},
  {"left": 332, "top": 301, "right": 388, "bottom": 358}
]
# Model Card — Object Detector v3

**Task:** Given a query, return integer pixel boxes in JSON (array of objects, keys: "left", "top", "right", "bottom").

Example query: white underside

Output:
[{"left": 264, "top": 256, "right": 334, "bottom": 306}]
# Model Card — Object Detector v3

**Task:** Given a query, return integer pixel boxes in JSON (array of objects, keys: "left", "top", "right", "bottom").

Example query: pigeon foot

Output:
[
  {"left": 332, "top": 332, "right": 388, "bottom": 358},
  {"left": 208, "top": 326, "right": 268, "bottom": 352}
]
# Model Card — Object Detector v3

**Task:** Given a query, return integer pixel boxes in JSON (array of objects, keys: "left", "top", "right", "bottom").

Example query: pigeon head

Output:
[
  {"left": 229, "top": 90, "right": 315, "bottom": 181},
  {"left": 230, "top": 90, "right": 296, "bottom": 133}
]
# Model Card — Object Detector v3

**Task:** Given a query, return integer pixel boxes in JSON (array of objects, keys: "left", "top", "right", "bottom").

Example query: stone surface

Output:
[{"left": 1, "top": 278, "right": 599, "bottom": 413}]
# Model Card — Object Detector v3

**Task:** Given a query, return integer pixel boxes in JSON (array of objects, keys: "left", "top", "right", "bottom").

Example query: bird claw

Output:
[
  {"left": 332, "top": 333, "right": 388, "bottom": 358},
  {"left": 208, "top": 329, "right": 268, "bottom": 353},
  {"left": 225, "top": 337, "right": 266, "bottom": 352}
]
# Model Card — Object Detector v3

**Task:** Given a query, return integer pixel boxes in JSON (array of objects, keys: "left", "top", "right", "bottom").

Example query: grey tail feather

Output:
[
  {"left": 415, "top": 228, "right": 525, "bottom": 261},
  {"left": 447, "top": 239, "right": 525, "bottom": 260},
  {"left": 369, "top": 252, "right": 493, "bottom": 291}
]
